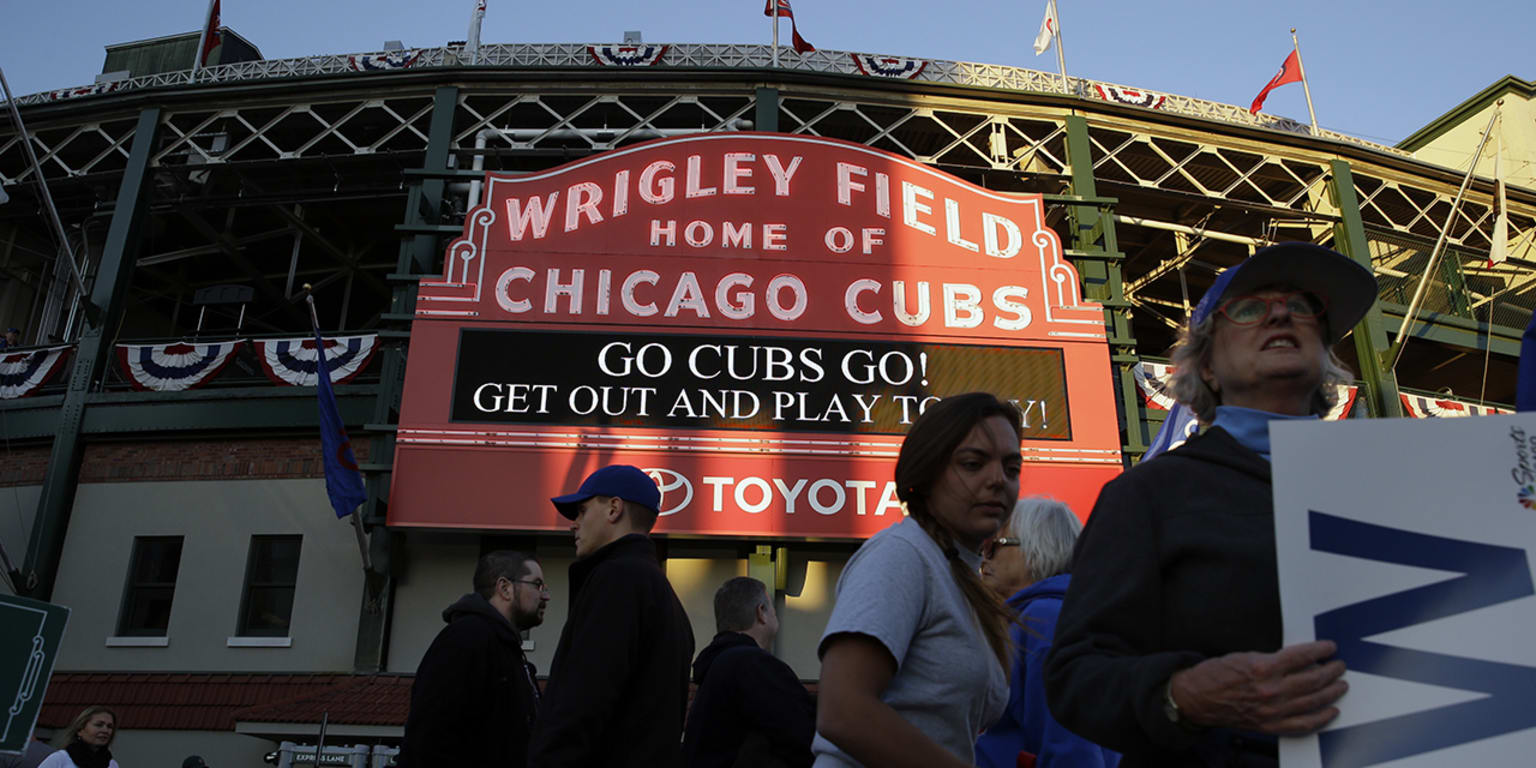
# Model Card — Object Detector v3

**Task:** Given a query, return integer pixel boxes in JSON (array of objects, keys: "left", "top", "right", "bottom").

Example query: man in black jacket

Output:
[
  {"left": 398, "top": 549, "right": 548, "bottom": 767},
  {"left": 529, "top": 464, "right": 695, "bottom": 768},
  {"left": 683, "top": 577, "right": 815, "bottom": 768}
]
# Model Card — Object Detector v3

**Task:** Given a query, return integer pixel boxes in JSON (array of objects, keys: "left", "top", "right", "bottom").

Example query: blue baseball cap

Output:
[
  {"left": 550, "top": 464, "right": 661, "bottom": 519},
  {"left": 1190, "top": 242, "right": 1378, "bottom": 343}
]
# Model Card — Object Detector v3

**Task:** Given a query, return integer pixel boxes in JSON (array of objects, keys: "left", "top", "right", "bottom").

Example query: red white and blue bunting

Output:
[
  {"left": 850, "top": 54, "right": 928, "bottom": 79},
  {"left": 116, "top": 341, "right": 243, "bottom": 392},
  {"left": 347, "top": 50, "right": 424, "bottom": 71},
  {"left": 1094, "top": 84, "right": 1167, "bottom": 110},
  {"left": 0, "top": 345, "right": 72, "bottom": 399},
  {"left": 38, "top": 82, "right": 126, "bottom": 102},
  {"left": 1399, "top": 393, "right": 1511, "bottom": 419},
  {"left": 1133, "top": 361, "right": 1358, "bottom": 420},
  {"left": 256, "top": 335, "right": 378, "bottom": 387},
  {"left": 588, "top": 45, "right": 669, "bottom": 67}
]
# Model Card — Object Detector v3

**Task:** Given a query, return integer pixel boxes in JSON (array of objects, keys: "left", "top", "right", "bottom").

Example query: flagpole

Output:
[
  {"left": 1052, "top": 0, "right": 1070, "bottom": 94},
  {"left": 771, "top": 2, "right": 781, "bottom": 68},
  {"left": 1290, "top": 28, "right": 1319, "bottom": 136},
  {"left": 1387, "top": 109, "right": 1499, "bottom": 370},
  {"left": 191, "top": 0, "right": 216, "bottom": 79},
  {"left": 303, "top": 283, "right": 373, "bottom": 572}
]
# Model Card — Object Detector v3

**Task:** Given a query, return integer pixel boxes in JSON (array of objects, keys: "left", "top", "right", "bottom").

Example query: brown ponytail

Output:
[{"left": 895, "top": 392, "right": 1022, "bottom": 674}]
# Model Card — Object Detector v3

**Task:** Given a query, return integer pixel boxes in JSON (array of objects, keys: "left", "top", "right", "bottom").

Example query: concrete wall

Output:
[
  {"left": 50, "top": 479, "right": 365, "bottom": 671},
  {"left": 0, "top": 485, "right": 40, "bottom": 597},
  {"left": 780, "top": 550, "right": 849, "bottom": 679},
  {"left": 664, "top": 548, "right": 745, "bottom": 657},
  {"left": 106, "top": 728, "right": 273, "bottom": 768}
]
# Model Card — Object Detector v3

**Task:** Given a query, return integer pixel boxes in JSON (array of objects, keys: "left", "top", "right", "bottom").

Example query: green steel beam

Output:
[
  {"left": 80, "top": 388, "right": 375, "bottom": 434},
  {"left": 1379, "top": 304, "right": 1521, "bottom": 357},
  {"left": 22, "top": 108, "right": 161, "bottom": 600},
  {"left": 1064, "top": 116, "right": 1145, "bottom": 461},
  {"left": 353, "top": 85, "right": 459, "bottom": 673},
  {"left": 755, "top": 87, "right": 780, "bottom": 132},
  {"left": 1328, "top": 160, "right": 1404, "bottom": 418}
]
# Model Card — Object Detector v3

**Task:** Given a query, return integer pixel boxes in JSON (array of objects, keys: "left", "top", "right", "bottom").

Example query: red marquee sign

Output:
[{"left": 388, "top": 133, "right": 1123, "bottom": 538}]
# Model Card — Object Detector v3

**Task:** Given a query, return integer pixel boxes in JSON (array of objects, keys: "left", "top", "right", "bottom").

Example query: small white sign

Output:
[{"left": 1272, "top": 414, "right": 1536, "bottom": 768}]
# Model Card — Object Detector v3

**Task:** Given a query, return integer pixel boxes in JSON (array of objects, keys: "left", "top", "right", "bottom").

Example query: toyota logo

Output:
[{"left": 643, "top": 468, "right": 692, "bottom": 517}]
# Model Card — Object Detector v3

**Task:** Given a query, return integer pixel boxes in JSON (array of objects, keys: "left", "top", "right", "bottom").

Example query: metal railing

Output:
[{"left": 8, "top": 42, "right": 1407, "bottom": 157}]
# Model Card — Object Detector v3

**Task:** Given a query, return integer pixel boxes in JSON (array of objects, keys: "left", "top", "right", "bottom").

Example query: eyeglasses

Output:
[
  {"left": 509, "top": 578, "right": 549, "bottom": 594},
  {"left": 981, "top": 537, "right": 1021, "bottom": 560},
  {"left": 1217, "top": 292, "right": 1325, "bottom": 326}
]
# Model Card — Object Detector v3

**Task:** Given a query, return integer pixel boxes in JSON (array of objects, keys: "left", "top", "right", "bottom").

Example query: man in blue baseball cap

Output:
[{"left": 529, "top": 464, "right": 695, "bottom": 768}]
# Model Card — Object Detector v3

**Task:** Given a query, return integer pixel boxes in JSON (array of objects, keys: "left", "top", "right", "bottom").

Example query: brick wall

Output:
[
  {"left": 0, "top": 445, "right": 52, "bottom": 487},
  {"left": 0, "top": 438, "right": 375, "bottom": 486}
]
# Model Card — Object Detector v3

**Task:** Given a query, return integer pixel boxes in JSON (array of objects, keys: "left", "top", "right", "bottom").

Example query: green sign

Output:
[{"left": 0, "top": 594, "right": 69, "bottom": 755}]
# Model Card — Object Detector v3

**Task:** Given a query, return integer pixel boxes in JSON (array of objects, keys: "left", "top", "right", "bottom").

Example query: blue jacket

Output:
[{"left": 977, "top": 575, "right": 1120, "bottom": 768}]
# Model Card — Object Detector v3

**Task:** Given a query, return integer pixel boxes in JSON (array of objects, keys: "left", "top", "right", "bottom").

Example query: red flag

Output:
[
  {"left": 764, "top": 0, "right": 815, "bottom": 54},
  {"left": 199, "top": 0, "right": 223, "bottom": 67},
  {"left": 1249, "top": 50, "right": 1301, "bottom": 114}
]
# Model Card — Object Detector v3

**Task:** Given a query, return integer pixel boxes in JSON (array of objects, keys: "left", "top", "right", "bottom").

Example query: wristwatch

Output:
[{"left": 1162, "top": 677, "right": 1184, "bottom": 724}]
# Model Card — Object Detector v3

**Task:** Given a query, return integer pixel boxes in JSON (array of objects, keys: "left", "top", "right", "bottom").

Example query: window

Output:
[
  {"left": 237, "top": 535, "right": 302, "bottom": 637},
  {"left": 117, "top": 536, "right": 184, "bottom": 636}
]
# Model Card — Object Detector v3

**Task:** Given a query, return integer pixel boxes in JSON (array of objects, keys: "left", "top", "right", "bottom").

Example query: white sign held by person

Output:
[{"left": 1272, "top": 414, "right": 1536, "bottom": 768}]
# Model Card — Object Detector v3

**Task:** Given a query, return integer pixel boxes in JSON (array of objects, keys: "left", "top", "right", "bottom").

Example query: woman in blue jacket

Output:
[{"left": 977, "top": 497, "right": 1119, "bottom": 768}]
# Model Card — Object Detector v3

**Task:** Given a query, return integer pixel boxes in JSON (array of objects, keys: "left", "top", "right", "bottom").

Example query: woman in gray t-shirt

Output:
[{"left": 814, "top": 393, "right": 1023, "bottom": 768}]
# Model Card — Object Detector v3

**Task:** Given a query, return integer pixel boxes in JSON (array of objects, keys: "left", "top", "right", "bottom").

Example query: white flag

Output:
[
  {"left": 1034, "top": 0, "right": 1058, "bottom": 56},
  {"left": 465, "top": 0, "right": 487, "bottom": 64},
  {"left": 1491, "top": 135, "right": 1508, "bottom": 265}
]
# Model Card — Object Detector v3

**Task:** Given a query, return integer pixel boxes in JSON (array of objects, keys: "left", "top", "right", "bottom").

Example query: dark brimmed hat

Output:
[
  {"left": 1190, "top": 243, "right": 1378, "bottom": 343},
  {"left": 550, "top": 464, "right": 660, "bottom": 520}
]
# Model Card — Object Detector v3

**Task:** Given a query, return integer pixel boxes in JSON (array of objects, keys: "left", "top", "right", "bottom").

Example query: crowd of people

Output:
[
  {"left": 390, "top": 243, "right": 1358, "bottom": 767},
  {"left": 18, "top": 242, "right": 1356, "bottom": 767}
]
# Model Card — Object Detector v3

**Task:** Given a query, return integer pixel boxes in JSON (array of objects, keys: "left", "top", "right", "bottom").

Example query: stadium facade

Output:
[{"left": 2, "top": 28, "right": 1533, "bottom": 766}]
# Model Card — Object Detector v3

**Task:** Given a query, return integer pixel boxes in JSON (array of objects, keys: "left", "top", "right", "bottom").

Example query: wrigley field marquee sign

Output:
[{"left": 389, "top": 133, "right": 1122, "bottom": 537}]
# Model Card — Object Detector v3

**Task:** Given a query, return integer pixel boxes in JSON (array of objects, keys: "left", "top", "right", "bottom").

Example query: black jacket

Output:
[
  {"left": 529, "top": 534, "right": 695, "bottom": 768},
  {"left": 398, "top": 592, "right": 540, "bottom": 768},
  {"left": 681, "top": 631, "right": 815, "bottom": 768},
  {"left": 1044, "top": 427, "right": 1283, "bottom": 768}
]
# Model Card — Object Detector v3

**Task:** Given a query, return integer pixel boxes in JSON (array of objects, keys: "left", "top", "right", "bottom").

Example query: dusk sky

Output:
[{"left": 2, "top": 0, "right": 1531, "bottom": 146}]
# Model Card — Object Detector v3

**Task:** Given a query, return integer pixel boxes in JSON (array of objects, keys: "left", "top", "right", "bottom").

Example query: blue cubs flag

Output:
[
  {"left": 1519, "top": 310, "right": 1536, "bottom": 412},
  {"left": 1142, "top": 402, "right": 1199, "bottom": 461},
  {"left": 314, "top": 320, "right": 367, "bottom": 519}
]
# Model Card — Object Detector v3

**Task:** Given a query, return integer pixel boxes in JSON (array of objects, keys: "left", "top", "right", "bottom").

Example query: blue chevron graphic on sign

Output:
[{"left": 1309, "top": 510, "right": 1536, "bottom": 768}]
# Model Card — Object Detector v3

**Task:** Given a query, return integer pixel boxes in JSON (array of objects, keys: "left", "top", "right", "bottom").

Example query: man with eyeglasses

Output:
[{"left": 399, "top": 549, "right": 549, "bottom": 768}]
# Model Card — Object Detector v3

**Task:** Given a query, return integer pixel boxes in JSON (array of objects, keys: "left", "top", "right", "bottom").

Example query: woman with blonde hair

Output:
[
  {"left": 40, "top": 706, "right": 120, "bottom": 768},
  {"left": 814, "top": 392, "right": 1022, "bottom": 767}
]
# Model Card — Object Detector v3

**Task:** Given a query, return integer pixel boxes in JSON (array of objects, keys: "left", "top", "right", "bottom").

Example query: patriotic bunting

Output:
[
  {"left": 38, "top": 82, "right": 125, "bottom": 102},
  {"left": 256, "top": 335, "right": 378, "bottom": 387},
  {"left": 850, "top": 54, "right": 927, "bottom": 79},
  {"left": 347, "top": 50, "right": 424, "bottom": 71},
  {"left": 1134, "top": 361, "right": 1358, "bottom": 420},
  {"left": 116, "top": 340, "right": 243, "bottom": 392},
  {"left": 1399, "top": 393, "right": 1512, "bottom": 419},
  {"left": 1133, "top": 361, "right": 1179, "bottom": 411},
  {"left": 588, "top": 45, "right": 670, "bottom": 67},
  {"left": 0, "top": 345, "right": 72, "bottom": 399},
  {"left": 1094, "top": 84, "right": 1166, "bottom": 110}
]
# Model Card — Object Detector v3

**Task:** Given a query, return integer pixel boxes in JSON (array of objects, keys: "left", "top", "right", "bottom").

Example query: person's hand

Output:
[{"left": 1169, "top": 640, "right": 1347, "bottom": 734}]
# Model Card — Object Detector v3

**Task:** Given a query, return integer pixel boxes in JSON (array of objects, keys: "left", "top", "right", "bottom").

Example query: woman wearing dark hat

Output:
[
  {"left": 39, "top": 707, "right": 120, "bottom": 768},
  {"left": 1044, "top": 243, "right": 1373, "bottom": 767}
]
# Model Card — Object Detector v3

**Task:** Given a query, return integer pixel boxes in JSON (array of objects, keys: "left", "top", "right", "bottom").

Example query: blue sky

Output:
[{"left": 2, "top": 0, "right": 1530, "bottom": 145}]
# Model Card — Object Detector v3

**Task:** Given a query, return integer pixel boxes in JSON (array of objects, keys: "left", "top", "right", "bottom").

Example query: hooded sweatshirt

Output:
[
  {"left": 682, "top": 631, "right": 816, "bottom": 768},
  {"left": 398, "top": 592, "right": 539, "bottom": 768}
]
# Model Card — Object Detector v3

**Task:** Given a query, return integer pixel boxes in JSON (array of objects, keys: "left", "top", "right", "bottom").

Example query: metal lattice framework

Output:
[{"left": 6, "top": 42, "right": 1402, "bottom": 155}]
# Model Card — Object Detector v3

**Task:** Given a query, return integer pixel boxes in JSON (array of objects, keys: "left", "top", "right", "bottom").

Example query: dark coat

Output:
[
  {"left": 682, "top": 631, "right": 815, "bottom": 768},
  {"left": 1045, "top": 427, "right": 1283, "bottom": 768},
  {"left": 398, "top": 592, "right": 540, "bottom": 768},
  {"left": 529, "top": 534, "right": 695, "bottom": 768}
]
